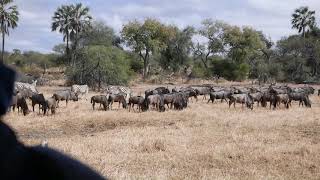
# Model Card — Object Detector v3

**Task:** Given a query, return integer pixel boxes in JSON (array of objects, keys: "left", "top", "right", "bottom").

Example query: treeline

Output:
[{"left": 7, "top": 4, "right": 320, "bottom": 87}]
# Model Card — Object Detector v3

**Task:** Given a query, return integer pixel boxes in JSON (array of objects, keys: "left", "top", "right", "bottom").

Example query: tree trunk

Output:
[
  {"left": 66, "top": 33, "right": 70, "bottom": 66},
  {"left": 141, "top": 50, "right": 149, "bottom": 79},
  {"left": 1, "top": 22, "right": 5, "bottom": 64}
]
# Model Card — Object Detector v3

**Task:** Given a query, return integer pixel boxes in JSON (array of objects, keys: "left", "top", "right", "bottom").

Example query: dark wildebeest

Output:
[
  {"left": 108, "top": 93, "right": 127, "bottom": 110},
  {"left": 9, "top": 95, "right": 18, "bottom": 112},
  {"left": 146, "top": 94, "right": 166, "bottom": 112},
  {"left": 173, "top": 93, "right": 188, "bottom": 110},
  {"left": 163, "top": 93, "right": 178, "bottom": 109},
  {"left": 128, "top": 96, "right": 145, "bottom": 112},
  {"left": 90, "top": 95, "right": 109, "bottom": 111},
  {"left": 17, "top": 96, "right": 30, "bottom": 116},
  {"left": 275, "top": 94, "right": 290, "bottom": 109},
  {"left": 155, "top": 87, "right": 170, "bottom": 94},
  {"left": 208, "top": 90, "right": 233, "bottom": 103},
  {"left": 31, "top": 93, "right": 46, "bottom": 114},
  {"left": 229, "top": 94, "right": 254, "bottom": 110},
  {"left": 53, "top": 90, "right": 78, "bottom": 107},
  {"left": 179, "top": 87, "right": 198, "bottom": 102},
  {"left": 261, "top": 92, "right": 277, "bottom": 109},
  {"left": 189, "top": 86, "right": 211, "bottom": 100},
  {"left": 44, "top": 97, "right": 57, "bottom": 115},
  {"left": 288, "top": 92, "right": 311, "bottom": 108},
  {"left": 250, "top": 92, "right": 263, "bottom": 106}
]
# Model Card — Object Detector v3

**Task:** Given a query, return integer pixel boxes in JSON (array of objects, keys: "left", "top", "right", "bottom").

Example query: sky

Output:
[{"left": 6, "top": 0, "right": 320, "bottom": 53}]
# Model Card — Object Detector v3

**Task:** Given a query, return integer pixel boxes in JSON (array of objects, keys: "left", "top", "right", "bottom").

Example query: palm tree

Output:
[
  {"left": 0, "top": 0, "right": 19, "bottom": 64},
  {"left": 291, "top": 6, "right": 316, "bottom": 38},
  {"left": 70, "top": 3, "right": 92, "bottom": 51},
  {"left": 52, "top": 5, "right": 73, "bottom": 63}
]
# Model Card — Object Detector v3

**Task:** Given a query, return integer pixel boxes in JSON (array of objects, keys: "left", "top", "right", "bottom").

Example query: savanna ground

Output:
[{"left": 3, "top": 83, "right": 320, "bottom": 179}]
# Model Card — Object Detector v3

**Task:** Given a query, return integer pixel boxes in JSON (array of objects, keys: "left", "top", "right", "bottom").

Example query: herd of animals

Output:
[{"left": 8, "top": 80, "right": 317, "bottom": 116}]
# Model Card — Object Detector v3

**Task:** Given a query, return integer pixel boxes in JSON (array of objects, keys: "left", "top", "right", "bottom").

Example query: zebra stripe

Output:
[
  {"left": 15, "top": 80, "right": 38, "bottom": 94},
  {"left": 105, "top": 86, "right": 132, "bottom": 102},
  {"left": 71, "top": 85, "right": 89, "bottom": 99}
]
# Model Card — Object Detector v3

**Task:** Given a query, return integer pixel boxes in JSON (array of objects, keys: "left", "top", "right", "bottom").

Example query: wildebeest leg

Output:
[
  {"left": 229, "top": 101, "right": 232, "bottom": 108},
  {"left": 66, "top": 99, "right": 68, "bottom": 107},
  {"left": 234, "top": 102, "right": 236, "bottom": 108},
  {"left": 92, "top": 102, "right": 95, "bottom": 110},
  {"left": 39, "top": 104, "right": 41, "bottom": 114},
  {"left": 32, "top": 103, "right": 35, "bottom": 112}
]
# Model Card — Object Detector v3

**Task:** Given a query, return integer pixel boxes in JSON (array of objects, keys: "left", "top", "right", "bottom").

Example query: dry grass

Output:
[{"left": 3, "top": 84, "right": 320, "bottom": 179}]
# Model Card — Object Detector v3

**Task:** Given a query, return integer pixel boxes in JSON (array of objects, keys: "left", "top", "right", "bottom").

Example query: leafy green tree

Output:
[
  {"left": 291, "top": 6, "right": 316, "bottom": 38},
  {"left": 224, "top": 26, "right": 264, "bottom": 64},
  {"left": 67, "top": 46, "right": 131, "bottom": 89},
  {"left": 0, "top": 0, "right": 18, "bottom": 64},
  {"left": 160, "top": 26, "right": 195, "bottom": 71},
  {"left": 79, "top": 21, "right": 120, "bottom": 48},
  {"left": 194, "top": 19, "right": 228, "bottom": 68},
  {"left": 121, "top": 18, "right": 171, "bottom": 78}
]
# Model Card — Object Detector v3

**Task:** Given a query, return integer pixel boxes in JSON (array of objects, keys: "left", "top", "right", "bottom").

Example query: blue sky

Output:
[{"left": 6, "top": 0, "right": 320, "bottom": 53}]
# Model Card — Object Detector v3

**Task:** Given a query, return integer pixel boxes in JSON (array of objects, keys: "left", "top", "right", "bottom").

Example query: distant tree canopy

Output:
[{"left": 8, "top": 4, "right": 317, "bottom": 86}]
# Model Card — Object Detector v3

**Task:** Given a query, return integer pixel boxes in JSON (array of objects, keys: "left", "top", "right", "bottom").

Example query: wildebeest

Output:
[
  {"left": 71, "top": 84, "right": 89, "bottom": 100},
  {"left": 17, "top": 96, "right": 30, "bottom": 116},
  {"left": 173, "top": 93, "right": 188, "bottom": 110},
  {"left": 9, "top": 95, "right": 18, "bottom": 112},
  {"left": 208, "top": 90, "right": 232, "bottom": 103},
  {"left": 288, "top": 92, "right": 311, "bottom": 107},
  {"left": 128, "top": 96, "right": 145, "bottom": 112},
  {"left": 163, "top": 93, "right": 176, "bottom": 109},
  {"left": 250, "top": 92, "right": 263, "bottom": 106},
  {"left": 145, "top": 87, "right": 170, "bottom": 98},
  {"left": 229, "top": 94, "right": 254, "bottom": 110},
  {"left": 31, "top": 93, "right": 46, "bottom": 114},
  {"left": 189, "top": 86, "right": 211, "bottom": 100},
  {"left": 44, "top": 97, "right": 57, "bottom": 115},
  {"left": 108, "top": 93, "right": 127, "bottom": 110},
  {"left": 154, "top": 87, "right": 170, "bottom": 94},
  {"left": 146, "top": 94, "right": 166, "bottom": 112},
  {"left": 275, "top": 94, "right": 290, "bottom": 109},
  {"left": 53, "top": 90, "right": 78, "bottom": 107},
  {"left": 90, "top": 95, "right": 109, "bottom": 111},
  {"left": 261, "top": 92, "right": 277, "bottom": 109},
  {"left": 178, "top": 87, "right": 198, "bottom": 102}
]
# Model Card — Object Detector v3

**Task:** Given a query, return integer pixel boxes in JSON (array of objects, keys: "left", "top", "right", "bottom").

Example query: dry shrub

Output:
[{"left": 139, "top": 139, "right": 166, "bottom": 153}]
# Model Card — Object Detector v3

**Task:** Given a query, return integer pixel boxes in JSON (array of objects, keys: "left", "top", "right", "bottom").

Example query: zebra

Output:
[
  {"left": 71, "top": 84, "right": 89, "bottom": 100},
  {"left": 105, "top": 86, "right": 132, "bottom": 103},
  {"left": 14, "top": 80, "right": 38, "bottom": 95}
]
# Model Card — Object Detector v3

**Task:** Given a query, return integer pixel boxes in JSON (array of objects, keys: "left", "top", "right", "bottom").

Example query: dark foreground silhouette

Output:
[{"left": 0, "top": 64, "right": 105, "bottom": 180}]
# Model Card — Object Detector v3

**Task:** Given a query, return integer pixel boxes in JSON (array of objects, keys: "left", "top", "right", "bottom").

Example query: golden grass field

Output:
[{"left": 3, "top": 83, "right": 320, "bottom": 179}]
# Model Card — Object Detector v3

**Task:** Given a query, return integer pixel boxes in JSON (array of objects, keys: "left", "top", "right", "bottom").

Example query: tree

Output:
[
  {"left": 160, "top": 26, "right": 195, "bottom": 71},
  {"left": 291, "top": 6, "right": 316, "bottom": 39},
  {"left": 70, "top": 3, "right": 92, "bottom": 53},
  {"left": 52, "top": 5, "right": 73, "bottom": 63},
  {"left": 52, "top": 3, "right": 92, "bottom": 66},
  {"left": 194, "top": 19, "right": 228, "bottom": 69},
  {"left": 67, "top": 46, "right": 131, "bottom": 89},
  {"left": 121, "top": 18, "right": 171, "bottom": 78},
  {"left": 79, "top": 21, "right": 120, "bottom": 48},
  {"left": 0, "top": 0, "right": 18, "bottom": 64}
]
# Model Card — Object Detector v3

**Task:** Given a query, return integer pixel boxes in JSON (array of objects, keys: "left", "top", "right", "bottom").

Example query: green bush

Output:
[{"left": 67, "top": 45, "right": 132, "bottom": 87}]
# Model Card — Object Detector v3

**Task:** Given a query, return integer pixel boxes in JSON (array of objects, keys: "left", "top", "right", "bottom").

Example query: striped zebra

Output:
[
  {"left": 105, "top": 86, "right": 132, "bottom": 103},
  {"left": 14, "top": 80, "right": 38, "bottom": 95},
  {"left": 71, "top": 84, "right": 89, "bottom": 100}
]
